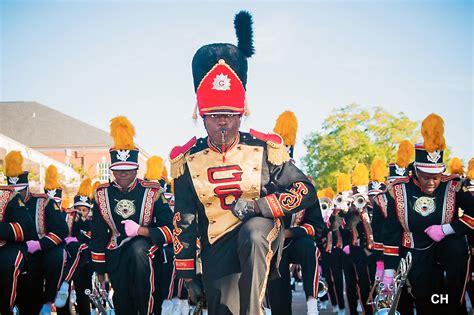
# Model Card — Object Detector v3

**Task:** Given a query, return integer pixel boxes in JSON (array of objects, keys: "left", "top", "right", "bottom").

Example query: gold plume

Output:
[
  {"left": 273, "top": 111, "right": 298, "bottom": 146},
  {"left": 421, "top": 113, "right": 446, "bottom": 152},
  {"left": 370, "top": 159, "right": 388, "bottom": 182},
  {"left": 44, "top": 165, "right": 62, "bottom": 190},
  {"left": 162, "top": 165, "right": 170, "bottom": 184},
  {"left": 449, "top": 157, "right": 464, "bottom": 175},
  {"left": 145, "top": 156, "right": 164, "bottom": 181},
  {"left": 352, "top": 164, "right": 369, "bottom": 186},
  {"left": 92, "top": 181, "right": 101, "bottom": 194},
  {"left": 396, "top": 140, "right": 414, "bottom": 168},
  {"left": 110, "top": 116, "right": 136, "bottom": 150},
  {"left": 324, "top": 187, "right": 335, "bottom": 199},
  {"left": 336, "top": 173, "right": 351, "bottom": 193},
  {"left": 61, "top": 197, "right": 71, "bottom": 209},
  {"left": 77, "top": 178, "right": 92, "bottom": 197},
  {"left": 5, "top": 151, "right": 24, "bottom": 177}
]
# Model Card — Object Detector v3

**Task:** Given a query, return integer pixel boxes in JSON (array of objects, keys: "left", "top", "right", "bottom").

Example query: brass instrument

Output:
[
  {"left": 373, "top": 252, "right": 413, "bottom": 315},
  {"left": 333, "top": 193, "right": 350, "bottom": 213},
  {"left": 85, "top": 272, "right": 114, "bottom": 315},
  {"left": 352, "top": 193, "right": 368, "bottom": 210},
  {"left": 317, "top": 277, "right": 329, "bottom": 298}
]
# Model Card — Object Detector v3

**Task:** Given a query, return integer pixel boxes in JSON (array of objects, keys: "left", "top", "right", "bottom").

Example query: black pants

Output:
[
  {"left": 337, "top": 248, "right": 358, "bottom": 315},
  {"left": 402, "top": 234, "right": 470, "bottom": 315},
  {"left": 268, "top": 236, "right": 320, "bottom": 315},
  {"left": 201, "top": 217, "right": 283, "bottom": 315},
  {"left": 0, "top": 246, "right": 25, "bottom": 315},
  {"left": 153, "top": 245, "right": 175, "bottom": 314},
  {"left": 319, "top": 249, "right": 336, "bottom": 306},
  {"left": 17, "top": 246, "right": 66, "bottom": 315},
  {"left": 56, "top": 248, "right": 92, "bottom": 315},
  {"left": 107, "top": 237, "right": 156, "bottom": 315},
  {"left": 350, "top": 246, "right": 374, "bottom": 315},
  {"left": 323, "top": 249, "right": 346, "bottom": 310}
]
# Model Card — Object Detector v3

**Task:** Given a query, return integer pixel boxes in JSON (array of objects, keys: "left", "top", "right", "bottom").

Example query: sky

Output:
[{"left": 1, "top": 0, "right": 472, "bottom": 169}]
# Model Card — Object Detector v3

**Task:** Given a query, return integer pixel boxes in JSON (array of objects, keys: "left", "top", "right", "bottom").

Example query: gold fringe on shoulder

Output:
[
  {"left": 449, "top": 157, "right": 464, "bottom": 176},
  {"left": 267, "top": 133, "right": 290, "bottom": 166},
  {"left": 170, "top": 154, "right": 187, "bottom": 179},
  {"left": 5, "top": 151, "right": 24, "bottom": 177},
  {"left": 267, "top": 145, "right": 290, "bottom": 166}
]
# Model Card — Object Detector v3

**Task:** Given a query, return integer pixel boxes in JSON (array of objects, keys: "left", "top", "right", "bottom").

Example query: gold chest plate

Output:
[{"left": 187, "top": 144, "right": 263, "bottom": 244}]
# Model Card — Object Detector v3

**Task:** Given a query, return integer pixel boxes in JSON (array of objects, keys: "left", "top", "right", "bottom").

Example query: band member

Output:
[
  {"left": 0, "top": 151, "right": 34, "bottom": 315},
  {"left": 44, "top": 165, "right": 64, "bottom": 206},
  {"left": 90, "top": 116, "right": 174, "bottom": 315},
  {"left": 14, "top": 158, "right": 69, "bottom": 315},
  {"left": 55, "top": 179, "right": 93, "bottom": 315},
  {"left": 143, "top": 155, "right": 184, "bottom": 315},
  {"left": 267, "top": 111, "right": 325, "bottom": 315},
  {"left": 171, "top": 11, "right": 316, "bottom": 315},
  {"left": 342, "top": 164, "right": 374, "bottom": 315},
  {"left": 382, "top": 114, "right": 474, "bottom": 315}
]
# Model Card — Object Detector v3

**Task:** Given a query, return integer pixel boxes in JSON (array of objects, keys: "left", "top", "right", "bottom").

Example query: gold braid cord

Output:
[{"left": 258, "top": 219, "right": 281, "bottom": 313}]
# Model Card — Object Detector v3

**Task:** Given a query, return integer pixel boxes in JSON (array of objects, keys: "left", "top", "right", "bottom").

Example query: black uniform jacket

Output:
[
  {"left": 23, "top": 191, "right": 68, "bottom": 251},
  {"left": 0, "top": 186, "right": 34, "bottom": 251},
  {"left": 381, "top": 174, "right": 474, "bottom": 269},
  {"left": 90, "top": 178, "right": 174, "bottom": 274}
]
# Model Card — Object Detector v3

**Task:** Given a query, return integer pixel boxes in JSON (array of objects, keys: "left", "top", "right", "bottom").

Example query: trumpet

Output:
[
  {"left": 352, "top": 193, "right": 368, "bottom": 210},
  {"left": 373, "top": 252, "right": 413, "bottom": 315},
  {"left": 85, "top": 272, "right": 114, "bottom": 315},
  {"left": 317, "top": 277, "right": 329, "bottom": 298},
  {"left": 333, "top": 193, "right": 350, "bottom": 213}
]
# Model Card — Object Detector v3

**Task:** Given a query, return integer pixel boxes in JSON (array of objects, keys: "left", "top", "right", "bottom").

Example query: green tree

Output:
[{"left": 303, "top": 104, "right": 419, "bottom": 190}]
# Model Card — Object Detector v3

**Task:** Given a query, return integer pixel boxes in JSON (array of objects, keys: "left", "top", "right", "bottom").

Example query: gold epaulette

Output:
[
  {"left": 249, "top": 129, "right": 290, "bottom": 166},
  {"left": 169, "top": 137, "right": 197, "bottom": 179}
]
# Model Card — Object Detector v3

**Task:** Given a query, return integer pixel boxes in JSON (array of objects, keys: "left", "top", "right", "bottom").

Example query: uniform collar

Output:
[{"left": 112, "top": 177, "right": 138, "bottom": 192}]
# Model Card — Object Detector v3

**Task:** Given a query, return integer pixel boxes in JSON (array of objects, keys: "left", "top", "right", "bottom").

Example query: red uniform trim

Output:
[
  {"left": 249, "top": 129, "right": 284, "bottom": 146},
  {"left": 373, "top": 242, "right": 384, "bottom": 251},
  {"left": 10, "top": 251, "right": 23, "bottom": 308},
  {"left": 175, "top": 259, "right": 195, "bottom": 271},
  {"left": 65, "top": 243, "right": 88, "bottom": 282},
  {"left": 300, "top": 223, "right": 316, "bottom": 237},
  {"left": 383, "top": 245, "right": 399, "bottom": 256},
  {"left": 9, "top": 223, "right": 24, "bottom": 242},
  {"left": 264, "top": 194, "right": 284, "bottom": 218},
  {"left": 158, "top": 226, "right": 173, "bottom": 244},
  {"left": 170, "top": 137, "right": 197, "bottom": 161},
  {"left": 460, "top": 214, "right": 474, "bottom": 229},
  {"left": 45, "top": 232, "right": 62, "bottom": 245},
  {"left": 91, "top": 251, "right": 106, "bottom": 263}
]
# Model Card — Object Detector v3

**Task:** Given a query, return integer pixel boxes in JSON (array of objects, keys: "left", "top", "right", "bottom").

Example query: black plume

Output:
[{"left": 234, "top": 10, "right": 255, "bottom": 58}]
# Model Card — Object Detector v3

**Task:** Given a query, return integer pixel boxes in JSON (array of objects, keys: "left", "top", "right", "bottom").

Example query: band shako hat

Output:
[
  {"left": 192, "top": 11, "right": 254, "bottom": 118},
  {"left": 273, "top": 111, "right": 298, "bottom": 159},
  {"left": 44, "top": 165, "right": 63, "bottom": 204},
  {"left": 388, "top": 140, "right": 414, "bottom": 181},
  {"left": 74, "top": 178, "right": 93, "bottom": 208},
  {"left": 414, "top": 113, "right": 446, "bottom": 174},
  {"left": 5, "top": 151, "right": 29, "bottom": 191},
  {"left": 109, "top": 116, "right": 139, "bottom": 171},
  {"left": 368, "top": 159, "right": 387, "bottom": 195}
]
